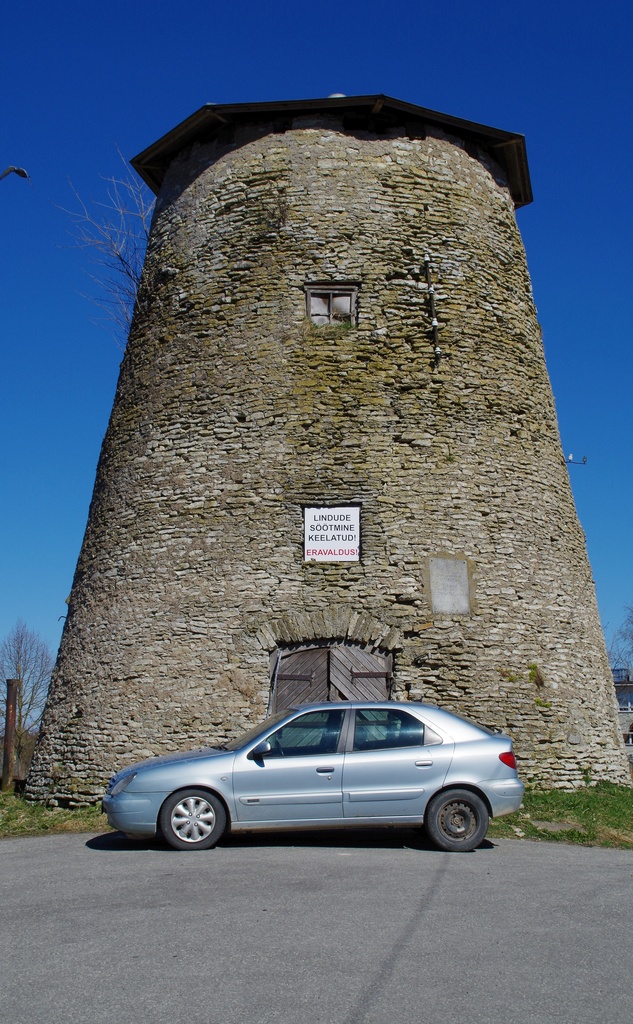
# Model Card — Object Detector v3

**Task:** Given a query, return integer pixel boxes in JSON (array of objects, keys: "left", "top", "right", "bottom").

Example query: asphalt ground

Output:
[{"left": 1, "top": 828, "right": 632, "bottom": 1024}]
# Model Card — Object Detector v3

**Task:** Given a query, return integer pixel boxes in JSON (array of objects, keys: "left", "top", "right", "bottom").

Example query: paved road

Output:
[{"left": 1, "top": 828, "right": 632, "bottom": 1024}]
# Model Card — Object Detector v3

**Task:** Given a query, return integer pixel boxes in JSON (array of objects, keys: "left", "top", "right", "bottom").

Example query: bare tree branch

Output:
[
  {"left": 62, "top": 151, "right": 155, "bottom": 348},
  {"left": 609, "top": 606, "right": 633, "bottom": 670},
  {"left": 0, "top": 620, "right": 54, "bottom": 776}
]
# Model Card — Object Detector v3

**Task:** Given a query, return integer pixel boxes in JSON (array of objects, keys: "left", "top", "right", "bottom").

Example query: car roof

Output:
[
  {"left": 288, "top": 700, "right": 435, "bottom": 712},
  {"left": 283, "top": 701, "right": 499, "bottom": 739}
]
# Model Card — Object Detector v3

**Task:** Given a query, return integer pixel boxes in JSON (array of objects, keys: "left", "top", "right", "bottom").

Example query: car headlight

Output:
[{"left": 109, "top": 771, "right": 138, "bottom": 796}]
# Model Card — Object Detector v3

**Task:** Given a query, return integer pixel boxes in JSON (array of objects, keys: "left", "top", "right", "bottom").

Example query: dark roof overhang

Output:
[{"left": 131, "top": 94, "right": 532, "bottom": 208}]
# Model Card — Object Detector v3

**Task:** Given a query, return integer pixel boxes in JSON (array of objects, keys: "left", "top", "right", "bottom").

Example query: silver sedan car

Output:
[{"left": 103, "top": 702, "right": 524, "bottom": 852}]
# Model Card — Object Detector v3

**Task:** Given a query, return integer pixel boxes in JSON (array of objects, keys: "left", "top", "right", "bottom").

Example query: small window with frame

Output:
[{"left": 305, "top": 284, "right": 358, "bottom": 326}]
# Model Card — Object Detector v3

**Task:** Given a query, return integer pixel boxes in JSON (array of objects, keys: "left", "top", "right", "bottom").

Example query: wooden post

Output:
[{"left": 1, "top": 679, "right": 19, "bottom": 793}]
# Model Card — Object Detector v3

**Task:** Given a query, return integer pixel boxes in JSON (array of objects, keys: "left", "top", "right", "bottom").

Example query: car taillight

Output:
[{"left": 499, "top": 751, "right": 517, "bottom": 769}]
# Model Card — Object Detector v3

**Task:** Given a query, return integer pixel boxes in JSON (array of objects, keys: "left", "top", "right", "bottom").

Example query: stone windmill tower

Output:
[{"left": 27, "top": 95, "right": 630, "bottom": 803}]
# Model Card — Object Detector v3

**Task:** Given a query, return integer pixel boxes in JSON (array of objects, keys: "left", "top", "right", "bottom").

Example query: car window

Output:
[
  {"left": 352, "top": 708, "right": 425, "bottom": 751},
  {"left": 224, "top": 711, "right": 289, "bottom": 751},
  {"left": 266, "top": 709, "right": 346, "bottom": 758},
  {"left": 435, "top": 709, "right": 499, "bottom": 735}
]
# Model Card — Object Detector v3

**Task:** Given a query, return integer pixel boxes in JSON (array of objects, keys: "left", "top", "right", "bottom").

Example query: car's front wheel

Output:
[
  {"left": 424, "top": 789, "right": 489, "bottom": 852},
  {"left": 159, "top": 789, "right": 227, "bottom": 851}
]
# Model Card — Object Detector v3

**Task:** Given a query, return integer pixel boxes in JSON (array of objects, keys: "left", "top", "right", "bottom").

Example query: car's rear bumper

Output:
[{"left": 481, "top": 779, "right": 525, "bottom": 817}]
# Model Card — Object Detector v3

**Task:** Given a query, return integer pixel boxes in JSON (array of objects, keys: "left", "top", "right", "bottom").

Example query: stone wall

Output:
[
  {"left": 27, "top": 113, "right": 631, "bottom": 803},
  {"left": 618, "top": 706, "right": 633, "bottom": 763}
]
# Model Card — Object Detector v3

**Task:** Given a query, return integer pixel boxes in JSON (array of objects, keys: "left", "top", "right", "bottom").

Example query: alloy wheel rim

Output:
[{"left": 171, "top": 796, "right": 216, "bottom": 843}]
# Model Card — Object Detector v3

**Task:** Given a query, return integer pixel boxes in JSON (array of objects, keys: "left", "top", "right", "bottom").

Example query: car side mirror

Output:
[{"left": 247, "top": 740, "right": 272, "bottom": 761}]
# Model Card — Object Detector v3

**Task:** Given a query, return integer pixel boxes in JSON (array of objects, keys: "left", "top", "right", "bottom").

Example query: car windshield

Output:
[{"left": 223, "top": 711, "right": 289, "bottom": 751}]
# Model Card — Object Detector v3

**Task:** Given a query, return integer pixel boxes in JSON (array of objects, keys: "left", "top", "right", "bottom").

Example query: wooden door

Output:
[
  {"left": 273, "top": 647, "right": 329, "bottom": 712},
  {"left": 271, "top": 644, "right": 391, "bottom": 712},
  {"left": 329, "top": 645, "right": 391, "bottom": 701}
]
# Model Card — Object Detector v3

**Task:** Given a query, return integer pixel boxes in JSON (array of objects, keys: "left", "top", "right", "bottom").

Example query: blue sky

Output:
[{"left": 2, "top": 0, "right": 632, "bottom": 659}]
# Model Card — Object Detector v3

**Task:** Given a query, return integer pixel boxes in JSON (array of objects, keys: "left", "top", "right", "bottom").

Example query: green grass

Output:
[
  {"left": 488, "top": 782, "right": 633, "bottom": 849},
  {"left": 1, "top": 783, "right": 632, "bottom": 848},
  {"left": 0, "top": 792, "right": 111, "bottom": 839}
]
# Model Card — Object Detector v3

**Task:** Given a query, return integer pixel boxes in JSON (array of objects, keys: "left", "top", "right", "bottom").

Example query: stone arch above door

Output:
[
  {"left": 270, "top": 642, "right": 393, "bottom": 713},
  {"left": 252, "top": 606, "right": 402, "bottom": 654}
]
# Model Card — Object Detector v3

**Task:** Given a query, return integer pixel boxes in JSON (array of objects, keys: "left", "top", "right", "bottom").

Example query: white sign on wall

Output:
[{"left": 304, "top": 506, "right": 361, "bottom": 562}]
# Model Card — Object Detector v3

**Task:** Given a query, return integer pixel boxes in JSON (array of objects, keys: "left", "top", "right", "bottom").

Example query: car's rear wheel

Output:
[
  {"left": 159, "top": 789, "right": 226, "bottom": 851},
  {"left": 424, "top": 789, "right": 489, "bottom": 852}
]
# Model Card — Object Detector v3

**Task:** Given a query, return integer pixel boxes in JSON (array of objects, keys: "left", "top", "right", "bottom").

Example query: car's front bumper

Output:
[{"left": 102, "top": 791, "right": 164, "bottom": 837}]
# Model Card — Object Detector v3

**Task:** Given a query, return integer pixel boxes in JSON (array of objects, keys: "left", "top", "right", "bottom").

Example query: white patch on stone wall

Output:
[{"left": 429, "top": 557, "right": 470, "bottom": 614}]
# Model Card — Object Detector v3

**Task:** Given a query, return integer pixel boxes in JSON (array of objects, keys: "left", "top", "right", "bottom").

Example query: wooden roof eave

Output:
[{"left": 131, "top": 95, "right": 532, "bottom": 207}]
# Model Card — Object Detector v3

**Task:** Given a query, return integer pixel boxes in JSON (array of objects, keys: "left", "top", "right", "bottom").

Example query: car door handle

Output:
[
  {"left": 316, "top": 767, "right": 335, "bottom": 774},
  {"left": 415, "top": 760, "right": 434, "bottom": 768}
]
